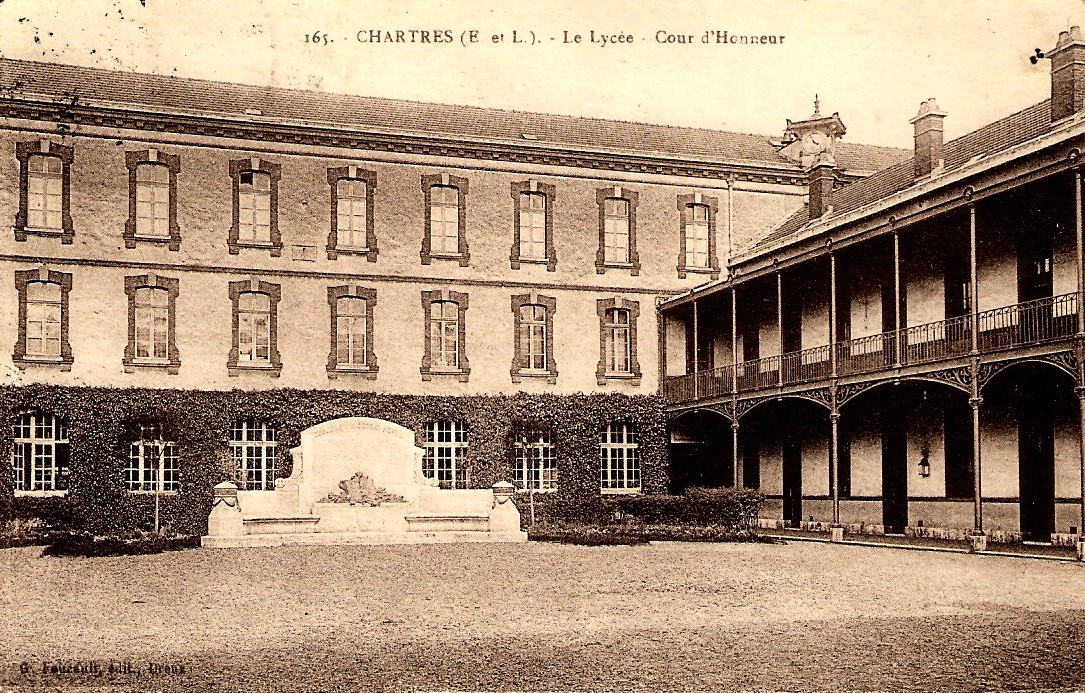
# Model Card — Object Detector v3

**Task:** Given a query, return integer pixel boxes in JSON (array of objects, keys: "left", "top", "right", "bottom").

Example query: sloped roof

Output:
[
  {"left": 0, "top": 57, "right": 907, "bottom": 172},
  {"left": 747, "top": 99, "right": 1054, "bottom": 253}
]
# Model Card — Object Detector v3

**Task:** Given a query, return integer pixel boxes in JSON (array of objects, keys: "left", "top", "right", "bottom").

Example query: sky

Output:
[{"left": 0, "top": 0, "right": 1082, "bottom": 149}]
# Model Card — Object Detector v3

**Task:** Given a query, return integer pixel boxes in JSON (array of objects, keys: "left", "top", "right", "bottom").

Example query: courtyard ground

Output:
[{"left": 2, "top": 540, "right": 1085, "bottom": 691}]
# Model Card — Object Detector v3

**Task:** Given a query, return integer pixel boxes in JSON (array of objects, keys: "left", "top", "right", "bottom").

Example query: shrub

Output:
[
  {"left": 8, "top": 495, "right": 77, "bottom": 530},
  {"left": 528, "top": 527, "right": 649, "bottom": 546},
  {"left": 41, "top": 532, "right": 200, "bottom": 558}
]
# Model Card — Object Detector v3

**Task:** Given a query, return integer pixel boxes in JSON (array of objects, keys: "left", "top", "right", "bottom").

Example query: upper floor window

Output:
[
  {"left": 125, "top": 421, "right": 179, "bottom": 493},
  {"left": 423, "top": 420, "right": 469, "bottom": 489},
  {"left": 229, "top": 158, "right": 282, "bottom": 256},
  {"left": 511, "top": 293, "right": 557, "bottom": 383},
  {"left": 123, "top": 274, "right": 180, "bottom": 374},
  {"left": 677, "top": 193, "right": 720, "bottom": 279},
  {"left": 596, "top": 298, "right": 642, "bottom": 385},
  {"left": 15, "top": 141, "right": 74, "bottom": 244},
  {"left": 327, "top": 166, "right": 377, "bottom": 261},
  {"left": 599, "top": 422, "right": 641, "bottom": 494},
  {"left": 230, "top": 419, "right": 278, "bottom": 491},
  {"left": 11, "top": 411, "right": 69, "bottom": 493},
  {"left": 512, "top": 425, "right": 556, "bottom": 492},
  {"left": 596, "top": 188, "right": 640, "bottom": 275},
  {"left": 420, "top": 174, "right": 469, "bottom": 266},
  {"left": 327, "top": 286, "right": 378, "bottom": 379},
  {"left": 13, "top": 269, "right": 73, "bottom": 370},
  {"left": 510, "top": 181, "right": 556, "bottom": 271},
  {"left": 420, "top": 290, "right": 470, "bottom": 382},
  {"left": 228, "top": 279, "right": 282, "bottom": 377},
  {"left": 124, "top": 150, "right": 181, "bottom": 250},
  {"left": 26, "top": 281, "right": 62, "bottom": 359}
]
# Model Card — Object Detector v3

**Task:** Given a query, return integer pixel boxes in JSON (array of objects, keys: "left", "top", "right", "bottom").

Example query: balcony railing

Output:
[{"left": 665, "top": 292, "right": 1079, "bottom": 404}]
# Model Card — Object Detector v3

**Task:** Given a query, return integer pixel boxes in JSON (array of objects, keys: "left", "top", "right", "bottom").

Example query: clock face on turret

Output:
[{"left": 801, "top": 132, "right": 829, "bottom": 155}]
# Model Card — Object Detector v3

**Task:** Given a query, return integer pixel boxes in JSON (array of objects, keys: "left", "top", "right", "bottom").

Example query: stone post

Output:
[
  {"left": 490, "top": 481, "right": 523, "bottom": 534},
  {"left": 205, "top": 481, "right": 245, "bottom": 539}
]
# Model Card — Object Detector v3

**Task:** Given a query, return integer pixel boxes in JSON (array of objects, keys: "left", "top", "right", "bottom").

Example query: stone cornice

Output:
[{"left": 0, "top": 96, "right": 821, "bottom": 186}]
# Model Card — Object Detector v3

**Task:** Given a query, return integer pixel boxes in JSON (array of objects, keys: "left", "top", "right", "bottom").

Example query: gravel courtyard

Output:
[{"left": 2, "top": 540, "right": 1085, "bottom": 691}]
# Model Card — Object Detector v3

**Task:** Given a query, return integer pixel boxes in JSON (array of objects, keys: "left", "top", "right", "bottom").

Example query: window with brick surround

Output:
[
  {"left": 14, "top": 141, "right": 74, "bottom": 244},
  {"left": 228, "top": 158, "right": 282, "bottom": 256},
  {"left": 599, "top": 422, "right": 641, "bottom": 494},
  {"left": 228, "top": 279, "right": 282, "bottom": 377},
  {"left": 510, "top": 181, "right": 556, "bottom": 271},
  {"left": 510, "top": 293, "right": 557, "bottom": 383},
  {"left": 123, "top": 274, "right": 180, "bottom": 374},
  {"left": 327, "top": 285, "right": 378, "bottom": 379},
  {"left": 422, "top": 420, "right": 469, "bottom": 489},
  {"left": 596, "top": 297, "right": 642, "bottom": 385},
  {"left": 13, "top": 269, "right": 73, "bottom": 371},
  {"left": 677, "top": 193, "right": 720, "bottom": 279},
  {"left": 124, "top": 150, "right": 181, "bottom": 250},
  {"left": 420, "top": 174, "right": 470, "bottom": 266},
  {"left": 327, "top": 166, "right": 377, "bottom": 261},
  {"left": 125, "top": 421, "right": 179, "bottom": 493},
  {"left": 596, "top": 187, "right": 640, "bottom": 275},
  {"left": 230, "top": 419, "right": 278, "bottom": 491},
  {"left": 420, "top": 290, "right": 470, "bottom": 382},
  {"left": 11, "top": 411, "right": 69, "bottom": 493},
  {"left": 511, "top": 425, "right": 556, "bottom": 492}
]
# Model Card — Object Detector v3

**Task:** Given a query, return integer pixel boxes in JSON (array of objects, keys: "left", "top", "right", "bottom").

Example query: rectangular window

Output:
[
  {"left": 230, "top": 419, "right": 278, "bottom": 491},
  {"left": 27, "top": 155, "right": 63, "bottom": 231},
  {"left": 599, "top": 423, "right": 640, "bottom": 492},
  {"left": 430, "top": 185, "right": 460, "bottom": 255},
  {"left": 519, "top": 304, "right": 547, "bottom": 371},
  {"left": 605, "top": 308, "right": 632, "bottom": 373},
  {"left": 685, "top": 204, "right": 710, "bottom": 268},
  {"left": 135, "top": 164, "right": 171, "bottom": 238},
  {"left": 238, "top": 292, "right": 272, "bottom": 363},
  {"left": 431, "top": 300, "right": 460, "bottom": 369},
  {"left": 423, "top": 421, "right": 468, "bottom": 489},
  {"left": 512, "top": 426, "right": 556, "bottom": 491},
  {"left": 603, "top": 198, "right": 630, "bottom": 264},
  {"left": 134, "top": 287, "right": 169, "bottom": 360},
  {"left": 238, "top": 171, "right": 272, "bottom": 243},
  {"left": 25, "top": 282, "right": 62, "bottom": 358},
  {"left": 336, "top": 179, "right": 368, "bottom": 249},
  {"left": 519, "top": 192, "right": 547, "bottom": 260},
  {"left": 125, "top": 423, "right": 179, "bottom": 492},
  {"left": 335, "top": 296, "right": 368, "bottom": 367},
  {"left": 11, "top": 411, "right": 69, "bottom": 492}
]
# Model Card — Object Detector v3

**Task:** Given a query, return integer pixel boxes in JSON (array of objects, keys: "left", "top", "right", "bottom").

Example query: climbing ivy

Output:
[{"left": 0, "top": 385, "right": 667, "bottom": 535}]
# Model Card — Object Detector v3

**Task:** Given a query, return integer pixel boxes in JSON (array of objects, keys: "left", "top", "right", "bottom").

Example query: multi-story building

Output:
[
  {"left": 662, "top": 27, "right": 1085, "bottom": 550},
  {"left": 0, "top": 56, "right": 904, "bottom": 533}
]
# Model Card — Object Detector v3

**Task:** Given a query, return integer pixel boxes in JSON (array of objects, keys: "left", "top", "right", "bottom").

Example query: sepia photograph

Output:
[{"left": 2, "top": 0, "right": 1085, "bottom": 690}]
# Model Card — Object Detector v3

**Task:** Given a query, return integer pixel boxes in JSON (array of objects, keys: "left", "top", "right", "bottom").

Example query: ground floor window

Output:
[
  {"left": 512, "top": 426, "right": 556, "bottom": 491},
  {"left": 125, "top": 422, "right": 179, "bottom": 492},
  {"left": 600, "top": 422, "right": 640, "bottom": 492},
  {"left": 423, "top": 420, "right": 468, "bottom": 489},
  {"left": 230, "top": 419, "right": 277, "bottom": 490},
  {"left": 11, "top": 411, "right": 69, "bottom": 492}
]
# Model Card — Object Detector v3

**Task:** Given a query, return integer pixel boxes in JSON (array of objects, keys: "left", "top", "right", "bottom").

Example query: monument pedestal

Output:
[{"left": 202, "top": 417, "right": 527, "bottom": 547}]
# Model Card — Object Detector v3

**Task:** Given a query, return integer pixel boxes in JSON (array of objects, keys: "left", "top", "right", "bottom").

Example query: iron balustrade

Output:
[{"left": 664, "top": 292, "right": 1080, "bottom": 404}]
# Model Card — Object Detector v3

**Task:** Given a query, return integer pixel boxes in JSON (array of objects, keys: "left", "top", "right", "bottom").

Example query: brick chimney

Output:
[
  {"left": 909, "top": 98, "right": 947, "bottom": 178},
  {"left": 808, "top": 157, "right": 835, "bottom": 219},
  {"left": 1050, "top": 26, "right": 1085, "bottom": 122}
]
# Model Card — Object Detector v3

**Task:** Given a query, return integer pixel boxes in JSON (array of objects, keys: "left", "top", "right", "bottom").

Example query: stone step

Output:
[
  {"left": 404, "top": 513, "right": 490, "bottom": 532},
  {"left": 201, "top": 529, "right": 528, "bottom": 548},
  {"left": 242, "top": 516, "right": 321, "bottom": 535}
]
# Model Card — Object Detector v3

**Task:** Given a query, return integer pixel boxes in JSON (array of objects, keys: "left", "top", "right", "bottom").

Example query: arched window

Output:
[
  {"left": 238, "top": 170, "right": 272, "bottom": 243},
  {"left": 11, "top": 411, "right": 69, "bottom": 492},
  {"left": 335, "top": 178, "right": 368, "bottom": 250},
  {"left": 429, "top": 185, "right": 460, "bottom": 255},
  {"left": 230, "top": 420, "right": 278, "bottom": 490},
  {"left": 519, "top": 304, "right": 547, "bottom": 371},
  {"left": 27, "top": 155, "right": 63, "bottom": 231},
  {"left": 135, "top": 163, "right": 171, "bottom": 238},
  {"left": 134, "top": 286, "right": 169, "bottom": 360},
  {"left": 603, "top": 198, "right": 630, "bottom": 264},
  {"left": 431, "top": 300, "right": 460, "bottom": 369},
  {"left": 684, "top": 203, "right": 710, "bottom": 268},
  {"left": 604, "top": 308, "right": 632, "bottom": 374}
]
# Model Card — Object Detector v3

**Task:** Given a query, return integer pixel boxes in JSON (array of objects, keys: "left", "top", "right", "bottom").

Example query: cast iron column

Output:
[
  {"left": 692, "top": 299, "right": 699, "bottom": 400},
  {"left": 732, "top": 420, "right": 741, "bottom": 489},
  {"left": 894, "top": 229, "right": 903, "bottom": 369},
  {"left": 1076, "top": 168, "right": 1085, "bottom": 560},
  {"left": 830, "top": 409, "right": 842, "bottom": 541},
  {"left": 777, "top": 270, "right": 784, "bottom": 386}
]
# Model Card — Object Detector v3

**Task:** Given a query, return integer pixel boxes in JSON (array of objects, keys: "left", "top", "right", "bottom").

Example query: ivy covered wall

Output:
[{"left": 0, "top": 385, "right": 667, "bottom": 535}]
